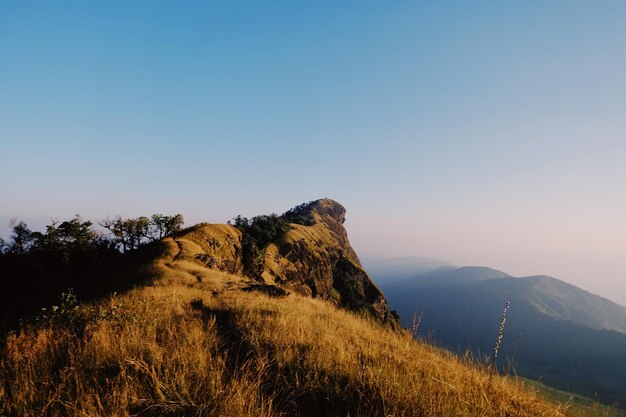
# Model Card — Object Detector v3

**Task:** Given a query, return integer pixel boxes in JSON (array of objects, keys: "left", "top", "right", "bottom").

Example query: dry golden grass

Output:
[{"left": 0, "top": 266, "right": 610, "bottom": 417}]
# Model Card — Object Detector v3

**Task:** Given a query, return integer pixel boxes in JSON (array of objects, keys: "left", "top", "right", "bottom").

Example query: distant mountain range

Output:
[
  {"left": 369, "top": 262, "right": 626, "bottom": 409},
  {"left": 361, "top": 256, "right": 454, "bottom": 286}
]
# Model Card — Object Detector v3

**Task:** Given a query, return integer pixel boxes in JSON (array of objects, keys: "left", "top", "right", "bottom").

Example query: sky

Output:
[{"left": 2, "top": 1, "right": 626, "bottom": 303}]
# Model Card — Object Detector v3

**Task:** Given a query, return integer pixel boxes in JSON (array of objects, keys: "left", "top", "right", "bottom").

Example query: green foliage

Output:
[
  {"left": 99, "top": 213, "right": 184, "bottom": 252},
  {"left": 282, "top": 201, "right": 316, "bottom": 226},
  {"left": 0, "top": 212, "right": 184, "bottom": 327},
  {"left": 31, "top": 216, "right": 110, "bottom": 257},
  {"left": 99, "top": 215, "right": 148, "bottom": 252},
  {"left": 8, "top": 220, "right": 35, "bottom": 254},
  {"left": 149, "top": 214, "right": 184, "bottom": 240},
  {"left": 231, "top": 214, "right": 292, "bottom": 249},
  {"left": 36, "top": 288, "right": 84, "bottom": 332},
  {"left": 230, "top": 214, "right": 292, "bottom": 279},
  {"left": 4, "top": 216, "right": 117, "bottom": 278},
  {"left": 332, "top": 258, "right": 370, "bottom": 313}
]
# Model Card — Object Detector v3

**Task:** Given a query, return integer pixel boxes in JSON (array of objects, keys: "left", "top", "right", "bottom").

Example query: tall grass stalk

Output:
[
  {"left": 410, "top": 305, "right": 423, "bottom": 338},
  {"left": 490, "top": 301, "right": 511, "bottom": 370}
]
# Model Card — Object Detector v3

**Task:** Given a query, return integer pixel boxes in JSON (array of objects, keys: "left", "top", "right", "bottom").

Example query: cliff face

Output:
[
  {"left": 262, "top": 200, "right": 396, "bottom": 324},
  {"left": 157, "top": 199, "right": 397, "bottom": 325}
]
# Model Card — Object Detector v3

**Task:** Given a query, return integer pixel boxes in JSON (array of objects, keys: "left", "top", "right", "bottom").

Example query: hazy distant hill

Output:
[
  {"left": 384, "top": 265, "right": 511, "bottom": 289},
  {"left": 361, "top": 256, "right": 454, "bottom": 286},
  {"left": 382, "top": 266, "right": 626, "bottom": 408}
]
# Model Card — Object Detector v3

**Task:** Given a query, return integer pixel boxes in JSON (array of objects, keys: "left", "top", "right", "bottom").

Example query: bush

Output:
[
  {"left": 231, "top": 214, "right": 292, "bottom": 249},
  {"left": 230, "top": 214, "right": 292, "bottom": 279},
  {"left": 282, "top": 202, "right": 316, "bottom": 226},
  {"left": 34, "top": 288, "right": 90, "bottom": 336}
]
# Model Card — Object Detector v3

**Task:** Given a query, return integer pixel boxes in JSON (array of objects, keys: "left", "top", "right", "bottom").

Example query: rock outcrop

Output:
[
  {"left": 262, "top": 199, "right": 397, "bottom": 324},
  {"left": 158, "top": 199, "right": 398, "bottom": 326}
]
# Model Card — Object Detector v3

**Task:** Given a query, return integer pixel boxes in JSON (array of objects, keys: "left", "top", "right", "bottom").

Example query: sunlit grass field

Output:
[{"left": 0, "top": 264, "right": 618, "bottom": 416}]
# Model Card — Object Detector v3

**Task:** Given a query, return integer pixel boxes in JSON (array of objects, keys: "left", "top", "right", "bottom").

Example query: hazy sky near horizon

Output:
[{"left": 2, "top": 2, "right": 626, "bottom": 303}]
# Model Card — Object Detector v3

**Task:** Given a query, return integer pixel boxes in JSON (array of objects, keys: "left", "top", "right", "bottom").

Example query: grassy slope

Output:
[
  {"left": 0, "top": 249, "right": 611, "bottom": 417},
  {"left": 525, "top": 380, "right": 626, "bottom": 417},
  {"left": 382, "top": 273, "right": 626, "bottom": 408}
]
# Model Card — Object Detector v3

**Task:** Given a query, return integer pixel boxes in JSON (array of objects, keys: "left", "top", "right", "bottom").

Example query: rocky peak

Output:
[
  {"left": 285, "top": 199, "right": 359, "bottom": 264},
  {"left": 267, "top": 199, "right": 395, "bottom": 325},
  {"left": 306, "top": 199, "right": 347, "bottom": 224},
  {"left": 159, "top": 200, "right": 398, "bottom": 326}
]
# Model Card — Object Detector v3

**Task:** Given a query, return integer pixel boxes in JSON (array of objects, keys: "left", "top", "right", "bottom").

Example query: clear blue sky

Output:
[{"left": 2, "top": 1, "right": 626, "bottom": 303}]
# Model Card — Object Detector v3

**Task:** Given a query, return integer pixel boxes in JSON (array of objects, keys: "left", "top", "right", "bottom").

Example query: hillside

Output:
[
  {"left": 381, "top": 266, "right": 626, "bottom": 408},
  {"left": 384, "top": 266, "right": 512, "bottom": 289},
  {"left": 487, "top": 276, "right": 626, "bottom": 333},
  {"left": 0, "top": 200, "right": 597, "bottom": 416},
  {"left": 2, "top": 269, "right": 589, "bottom": 417},
  {"left": 361, "top": 256, "right": 454, "bottom": 286},
  {"left": 154, "top": 199, "right": 396, "bottom": 325}
]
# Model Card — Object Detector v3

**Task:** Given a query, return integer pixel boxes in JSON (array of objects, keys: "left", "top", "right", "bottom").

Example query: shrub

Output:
[
  {"left": 230, "top": 214, "right": 292, "bottom": 279},
  {"left": 282, "top": 201, "right": 316, "bottom": 226}
]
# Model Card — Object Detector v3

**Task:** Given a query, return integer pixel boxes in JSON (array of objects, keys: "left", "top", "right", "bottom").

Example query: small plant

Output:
[
  {"left": 410, "top": 305, "right": 423, "bottom": 338},
  {"left": 490, "top": 301, "right": 510, "bottom": 370},
  {"left": 36, "top": 288, "right": 84, "bottom": 331}
]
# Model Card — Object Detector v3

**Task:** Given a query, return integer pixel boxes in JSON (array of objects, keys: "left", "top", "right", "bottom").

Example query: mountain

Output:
[
  {"left": 480, "top": 275, "right": 626, "bottom": 333},
  {"left": 361, "top": 256, "right": 454, "bottom": 286},
  {"left": 384, "top": 265, "right": 511, "bottom": 289},
  {"left": 156, "top": 199, "right": 397, "bottom": 325},
  {"left": 382, "top": 266, "right": 626, "bottom": 408},
  {"left": 0, "top": 200, "right": 588, "bottom": 417}
]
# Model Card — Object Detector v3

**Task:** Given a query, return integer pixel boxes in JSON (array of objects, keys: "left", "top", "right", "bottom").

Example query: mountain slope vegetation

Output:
[{"left": 0, "top": 263, "right": 594, "bottom": 417}]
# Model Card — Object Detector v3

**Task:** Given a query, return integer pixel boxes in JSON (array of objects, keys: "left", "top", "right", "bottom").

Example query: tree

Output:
[
  {"left": 31, "top": 216, "right": 101, "bottom": 254},
  {"left": 0, "top": 215, "right": 120, "bottom": 323},
  {"left": 100, "top": 213, "right": 184, "bottom": 251},
  {"left": 148, "top": 214, "right": 184, "bottom": 241},
  {"left": 99, "top": 216, "right": 128, "bottom": 252},
  {"left": 231, "top": 214, "right": 291, "bottom": 249},
  {"left": 125, "top": 216, "right": 150, "bottom": 250},
  {"left": 230, "top": 213, "right": 292, "bottom": 279},
  {"left": 57, "top": 215, "right": 98, "bottom": 248},
  {"left": 8, "top": 220, "right": 35, "bottom": 254},
  {"left": 282, "top": 201, "right": 316, "bottom": 226},
  {"left": 99, "top": 215, "right": 148, "bottom": 251}
]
